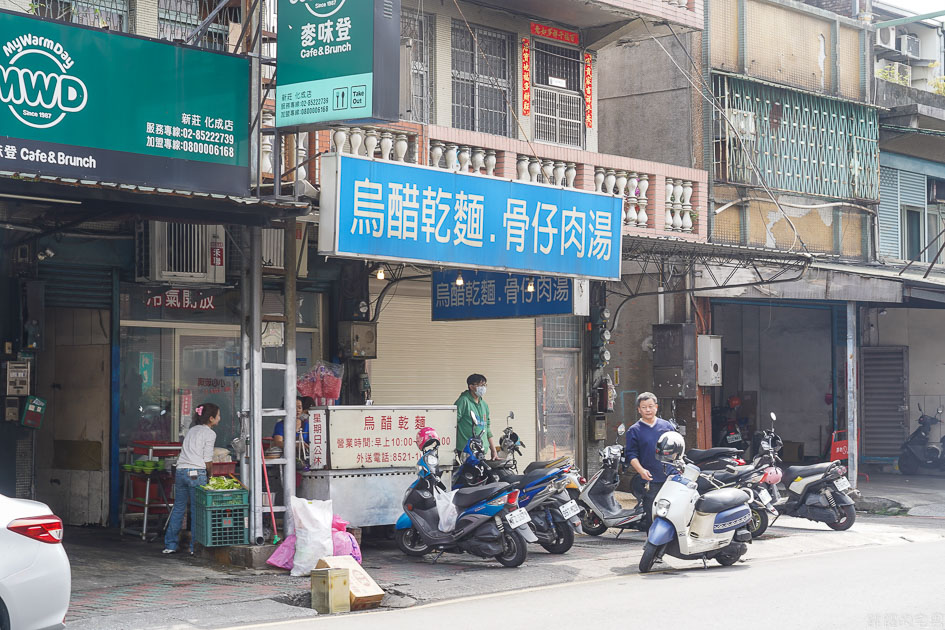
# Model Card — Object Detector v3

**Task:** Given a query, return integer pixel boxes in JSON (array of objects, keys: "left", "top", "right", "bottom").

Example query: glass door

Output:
[{"left": 175, "top": 329, "right": 240, "bottom": 450}]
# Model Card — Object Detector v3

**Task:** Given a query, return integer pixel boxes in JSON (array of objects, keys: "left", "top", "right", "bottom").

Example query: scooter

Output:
[
  {"left": 698, "top": 428, "right": 782, "bottom": 538},
  {"left": 898, "top": 404, "right": 945, "bottom": 475},
  {"left": 640, "top": 431, "right": 753, "bottom": 573},
  {"left": 453, "top": 432, "right": 581, "bottom": 554},
  {"left": 758, "top": 414, "right": 856, "bottom": 530},
  {"left": 486, "top": 413, "right": 587, "bottom": 502},
  {"left": 577, "top": 428, "right": 646, "bottom": 537},
  {"left": 395, "top": 438, "right": 536, "bottom": 567}
]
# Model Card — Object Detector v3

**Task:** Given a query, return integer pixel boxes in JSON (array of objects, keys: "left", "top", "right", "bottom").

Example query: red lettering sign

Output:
[
  {"left": 530, "top": 22, "right": 579, "bottom": 46},
  {"left": 521, "top": 38, "right": 531, "bottom": 116},
  {"left": 584, "top": 53, "right": 593, "bottom": 128}
]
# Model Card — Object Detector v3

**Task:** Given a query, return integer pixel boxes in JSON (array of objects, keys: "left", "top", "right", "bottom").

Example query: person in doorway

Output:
[
  {"left": 164, "top": 402, "right": 220, "bottom": 555},
  {"left": 271, "top": 396, "right": 312, "bottom": 449},
  {"left": 625, "top": 392, "right": 676, "bottom": 530},
  {"left": 455, "top": 374, "right": 496, "bottom": 459}
]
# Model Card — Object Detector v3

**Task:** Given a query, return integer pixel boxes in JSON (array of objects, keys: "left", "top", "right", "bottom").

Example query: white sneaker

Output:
[{"left": 162, "top": 548, "right": 177, "bottom": 554}]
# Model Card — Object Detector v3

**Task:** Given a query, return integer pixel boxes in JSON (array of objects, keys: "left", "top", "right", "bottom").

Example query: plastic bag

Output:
[
  {"left": 434, "top": 488, "right": 458, "bottom": 532},
  {"left": 266, "top": 534, "right": 297, "bottom": 570},
  {"left": 331, "top": 530, "right": 363, "bottom": 563},
  {"left": 297, "top": 361, "right": 345, "bottom": 401},
  {"left": 331, "top": 515, "right": 349, "bottom": 532},
  {"left": 289, "top": 497, "right": 333, "bottom": 577}
]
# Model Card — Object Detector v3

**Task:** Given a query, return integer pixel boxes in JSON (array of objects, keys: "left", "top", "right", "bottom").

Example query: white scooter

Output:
[{"left": 639, "top": 431, "right": 753, "bottom": 573}]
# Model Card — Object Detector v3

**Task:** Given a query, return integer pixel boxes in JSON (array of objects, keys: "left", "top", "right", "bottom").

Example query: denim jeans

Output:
[{"left": 165, "top": 468, "right": 207, "bottom": 552}]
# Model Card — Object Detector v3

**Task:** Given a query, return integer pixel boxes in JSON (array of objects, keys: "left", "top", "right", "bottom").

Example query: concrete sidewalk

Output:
[{"left": 855, "top": 472, "right": 945, "bottom": 516}]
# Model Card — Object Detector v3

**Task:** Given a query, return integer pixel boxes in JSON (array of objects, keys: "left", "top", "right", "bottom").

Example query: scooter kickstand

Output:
[
  {"left": 432, "top": 550, "right": 444, "bottom": 564},
  {"left": 701, "top": 555, "right": 708, "bottom": 569},
  {"left": 615, "top": 529, "right": 623, "bottom": 540}
]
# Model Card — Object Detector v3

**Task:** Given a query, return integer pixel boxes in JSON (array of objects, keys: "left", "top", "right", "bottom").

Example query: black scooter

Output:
[{"left": 899, "top": 405, "right": 945, "bottom": 475}]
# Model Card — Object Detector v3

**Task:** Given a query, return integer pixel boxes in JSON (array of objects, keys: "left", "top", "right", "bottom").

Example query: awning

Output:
[{"left": 0, "top": 171, "right": 311, "bottom": 226}]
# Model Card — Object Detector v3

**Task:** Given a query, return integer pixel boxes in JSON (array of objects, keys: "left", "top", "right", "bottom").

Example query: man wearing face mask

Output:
[{"left": 455, "top": 374, "right": 496, "bottom": 459}]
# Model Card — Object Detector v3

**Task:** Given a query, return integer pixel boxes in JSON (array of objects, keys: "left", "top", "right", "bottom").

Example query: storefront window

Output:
[{"left": 119, "top": 327, "right": 240, "bottom": 454}]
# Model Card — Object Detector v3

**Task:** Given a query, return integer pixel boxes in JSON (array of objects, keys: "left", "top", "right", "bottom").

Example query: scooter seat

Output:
[
  {"left": 695, "top": 488, "right": 750, "bottom": 513},
  {"left": 524, "top": 457, "right": 568, "bottom": 473},
  {"left": 503, "top": 468, "right": 557, "bottom": 488},
  {"left": 783, "top": 462, "right": 834, "bottom": 480},
  {"left": 453, "top": 482, "right": 508, "bottom": 508},
  {"left": 687, "top": 447, "right": 742, "bottom": 463}
]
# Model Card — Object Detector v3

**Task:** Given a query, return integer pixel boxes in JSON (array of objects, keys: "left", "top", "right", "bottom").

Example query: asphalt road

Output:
[{"left": 226, "top": 537, "right": 945, "bottom": 630}]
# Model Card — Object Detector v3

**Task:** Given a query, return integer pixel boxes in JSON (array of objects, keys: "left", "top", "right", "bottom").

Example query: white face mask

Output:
[{"left": 475, "top": 385, "right": 487, "bottom": 397}]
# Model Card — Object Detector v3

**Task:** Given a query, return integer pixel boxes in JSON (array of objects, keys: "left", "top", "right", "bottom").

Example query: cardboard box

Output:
[
  {"left": 315, "top": 555, "right": 384, "bottom": 610},
  {"left": 311, "top": 568, "right": 350, "bottom": 614},
  {"left": 781, "top": 441, "right": 805, "bottom": 463}
]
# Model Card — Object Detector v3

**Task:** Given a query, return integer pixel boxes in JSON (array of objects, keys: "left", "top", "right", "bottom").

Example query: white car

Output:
[{"left": 0, "top": 493, "right": 71, "bottom": 630}]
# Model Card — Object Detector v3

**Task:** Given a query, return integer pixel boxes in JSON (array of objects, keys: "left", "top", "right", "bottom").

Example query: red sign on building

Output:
[
  {"left": 583, "top": 53, "right": 593, "bottom": 128},
  {"left": 529, "top": 22, "right": 579, "bottom": 46},
  {"left": 521, "top": 38, "right": 531, "bottom": 116}
]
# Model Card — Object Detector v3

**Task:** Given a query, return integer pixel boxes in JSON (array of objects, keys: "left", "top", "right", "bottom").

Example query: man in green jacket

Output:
[{"left": 454, "top": 373, "right": 496, "bottom": 458}]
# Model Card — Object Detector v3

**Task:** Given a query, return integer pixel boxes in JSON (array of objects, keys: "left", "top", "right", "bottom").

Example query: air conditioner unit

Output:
[
  {"left": 260, "top": 225, "right": 309, "bottom": 277},
  {"left": 899, "top": 33, "right": 920, "bottom": 59},
  {"left": 876, "top": 26, "right": 897, "bottom": 51},
  {"left": 135, "top": 221, "right": 226, "bottom": 284}
]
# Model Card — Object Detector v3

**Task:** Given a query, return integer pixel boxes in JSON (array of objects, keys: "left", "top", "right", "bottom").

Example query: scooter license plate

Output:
[
  {"left": 726, "top": 433, "right": 741, "bottom": 444},
  {"left": 506, "top": 507, "right": 531, "bottom": 528},
  {"left": 834, "top": 476, "right": 852, "bottom": 491},
  {"left": 757, "top": 489, "right": 772, "bottom": 505},
  {"left": 560, "top": 500, "right": 581, "bottom": 519}
]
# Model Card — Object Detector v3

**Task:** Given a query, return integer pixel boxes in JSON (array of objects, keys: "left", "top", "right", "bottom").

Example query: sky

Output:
[{"left": 885, "top": 0, "right": 945, "bottom": 21}]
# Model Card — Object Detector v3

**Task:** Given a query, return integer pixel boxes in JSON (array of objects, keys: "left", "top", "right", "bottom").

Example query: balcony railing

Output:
[{"left": 314, "top": 123, "right": 707, "bottom": 240}]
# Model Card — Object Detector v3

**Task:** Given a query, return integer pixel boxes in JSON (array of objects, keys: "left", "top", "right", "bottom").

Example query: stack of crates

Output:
[{"left": 194, "top": 486, "right": 249, "bottom": 547}]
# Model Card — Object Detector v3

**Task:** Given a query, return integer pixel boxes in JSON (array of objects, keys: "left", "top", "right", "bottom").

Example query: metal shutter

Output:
[
  {"left": 369, "top": 284, "right": 537, "bottom": 467},
  {"left": 861, "top": 346, "right": 908, "bottom": 459},
  {"left": 878, "top": 167, "right": 900, "bottom": 259},
  {"left": 899, "top": 171, "right": 927, "bottom": 208},
  {"left": 38, "top": 263, "right": 114, "bottom": 309}
]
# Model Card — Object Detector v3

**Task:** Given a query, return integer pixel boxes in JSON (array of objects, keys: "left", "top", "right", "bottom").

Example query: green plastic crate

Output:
[
  {"left": 194, "top": 505, "right": 249, "bottom": 547},
  {"left": 196, "top": 485, "right": 248, "bottom": 508}
]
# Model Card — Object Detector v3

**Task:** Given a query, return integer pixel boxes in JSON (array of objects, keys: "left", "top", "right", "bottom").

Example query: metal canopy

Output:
[
  {"left": 0, "top": 171, "right": 310, "bottom": 226},
  {"left": 616, "top": 234, "right": 812, "bottom": 299}
]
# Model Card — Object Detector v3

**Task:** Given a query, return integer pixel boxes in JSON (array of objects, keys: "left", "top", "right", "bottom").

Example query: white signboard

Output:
[
  {"left": 326, "top": 406, "right": 457, "bottom": 469},
  {"left": 308, "top": 409, "right": 328, "bottom": 470}
]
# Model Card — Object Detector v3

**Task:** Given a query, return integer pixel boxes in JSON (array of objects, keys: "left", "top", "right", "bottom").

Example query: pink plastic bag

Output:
[
  {"left": 266, "top": 535, "right": 297, "bottom": 570},
  {"left": 331, "top": 515, "right": 348, "bottom": 532},
  {"left": 332, "top": 530, "right": 362, "bottom": 563}
]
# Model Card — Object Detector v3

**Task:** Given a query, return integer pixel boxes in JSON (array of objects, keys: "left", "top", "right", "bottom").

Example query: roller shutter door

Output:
[
  {"left": 861, "top": 346, "right": 908, "bottom": 459},
  {"left": 369, "top": 283, "right": 537, "bottom": 466}
]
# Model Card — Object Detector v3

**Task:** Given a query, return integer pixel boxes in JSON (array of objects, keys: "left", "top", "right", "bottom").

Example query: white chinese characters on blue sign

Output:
[
  {"left": 326, "top": 155, "right": 622, "bottom": 279},
  {"left": 431, "top": 270, "right": 573, "bottom": 320}
]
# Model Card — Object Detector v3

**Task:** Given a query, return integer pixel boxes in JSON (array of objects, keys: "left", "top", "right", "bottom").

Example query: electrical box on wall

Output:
[
  {"left": 338, "top": 321, "right": 378, "bottom": 359},
  {"left": 652, "top": 323, "right": 696, "bottom": 399},
  {"left": 697, "top": 335, "right": 722, "bottom": 387},
  {"left": 588, "top": 416, "right": 606, "bottom": 441},
  {"left": 4, "top": 361, "right": 30, "bottom": 396}
]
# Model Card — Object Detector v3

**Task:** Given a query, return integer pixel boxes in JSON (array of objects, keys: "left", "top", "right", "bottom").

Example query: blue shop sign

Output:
[
  {"left": 431, "top": 270, "right": 574, "bottom": 321},
  {"left": 318, "top": 154, "right": 623, "bottom": 280}
]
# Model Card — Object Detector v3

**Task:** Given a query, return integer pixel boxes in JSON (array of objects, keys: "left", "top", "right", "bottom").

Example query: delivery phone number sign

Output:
[{"left": 327, "top": 406, "right": 457, "bottom": 469}]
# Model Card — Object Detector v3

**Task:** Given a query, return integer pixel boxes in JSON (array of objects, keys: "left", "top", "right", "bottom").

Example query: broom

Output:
[{"left": 260, "top": 446, "right": 281, "bottom": 544}]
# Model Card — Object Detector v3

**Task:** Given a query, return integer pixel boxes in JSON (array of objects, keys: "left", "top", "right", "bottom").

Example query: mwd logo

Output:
[{"left": 1, "top": 33, "right": 87, "bottom": 129}]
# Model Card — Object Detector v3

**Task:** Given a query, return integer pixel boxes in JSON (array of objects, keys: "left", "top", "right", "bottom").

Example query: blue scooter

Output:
[
  {"left": 453, "top": 432, "right": 581, "bottom": 554},
  {"left": 395, "top": 437, "right": 536, "bottom": 567}
]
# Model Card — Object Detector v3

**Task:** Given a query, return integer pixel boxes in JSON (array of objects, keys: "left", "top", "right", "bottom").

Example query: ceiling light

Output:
[
  {"left": 455, "top": 271, "right": 464, "bottom": 287},
  {"left": 526, "top": 278, "right": 535, "bottom": 292},
  {"left": 376, "top": 268, "right": 385, "bottom": 280}
]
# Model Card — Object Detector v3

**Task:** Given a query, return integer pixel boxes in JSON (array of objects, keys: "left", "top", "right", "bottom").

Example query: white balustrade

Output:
[
  {"left": 364, "top": 128, "right": 378, "bottom": 157},
  {"left": 604, "top": 169, "right": 616, "bottom": 195},
  {"left": 394, "top": 134, "right": 408, "bottom": 162},
  {"left": 471, "top": 147, "right": 485, "bottom": 174},
  {"left": 484, "top": 150, "right": 496, "bottom": 177},
  {"left": 672, "top": 179, "right": 684, "bottom": 231},
  {"left": 625, "top": 171, "right": 638, "bottom": 225},
  {"left": 430, "top": 140, "right": 444, "bottom": 167},
  {"left": 594, "top": 167, "right": 605, "bottom": 193},
  {"left": 565, "top": 163, "right": 576, "bottom": 188},
  {"left": 665, "top": 180, "right": 675, "bottom": 230},
  {"left": 261, "top": 111, "right": 274, "bottom": 176},
  {"left": 637, "top": 175, "right": 649, "bottom": 227},
  {"left": 528, "top": 157, "right": 540, "bottom": 183},
  {"left": 457, "top": 146, "right": 470, "bottom": 173},
  {"left": 379, "top": 132, "right": 393, "bottom": 161},
  {"left": 682, "top": 180, "right": 694, "bottom": 233}
]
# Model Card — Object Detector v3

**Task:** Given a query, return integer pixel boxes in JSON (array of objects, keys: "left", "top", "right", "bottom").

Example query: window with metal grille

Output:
[
  {"left": 402, "top": 12, "right": 435, "bottom": 123},
  {"left": 451, "top": 21, "right": 515, "bottom": 137},
  {"left": 532, "top": 41, "right": 584, "bottom": 147},
  {"left": 158, "top": 0, "right": 237, "bottom": 50},
  {"left": 32, "top": 0, "right": 129, "bottom": 31}
]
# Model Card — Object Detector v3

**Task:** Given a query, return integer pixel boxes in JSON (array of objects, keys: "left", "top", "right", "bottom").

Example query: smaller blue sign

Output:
[{"left": 431, "top": 270, "right": 573, "bottom": 321}]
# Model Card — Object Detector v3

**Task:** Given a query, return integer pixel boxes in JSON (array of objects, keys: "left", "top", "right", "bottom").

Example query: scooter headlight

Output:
[{"left": 655, "top": 499, "right": 671, "bottom": 518}]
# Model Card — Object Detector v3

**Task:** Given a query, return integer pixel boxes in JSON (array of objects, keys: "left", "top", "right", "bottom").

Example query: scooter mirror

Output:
[
  {"left": 508, "top": 411, "right": 515, "bottom": 420},
  {"left": 617, "top": 423, "right": 626, "bottom": 436},
  {"left": 938, "top": 407, "right": 944, "bottom": 416},
  {"left": 770, "top": 412, "right": 777, "bottom": 422}
]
